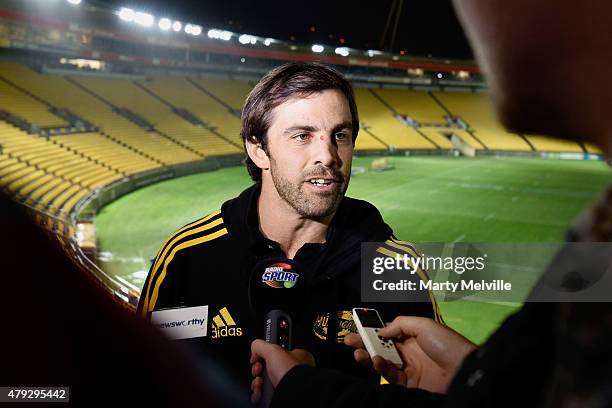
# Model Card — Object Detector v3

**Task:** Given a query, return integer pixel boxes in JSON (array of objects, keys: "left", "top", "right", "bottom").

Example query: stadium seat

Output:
[
  {"left": 354, "top": 88, "right": 437, "bottom": 149},
  {"left": 432, "top": 91, "right": 532, "bottom": 151}
]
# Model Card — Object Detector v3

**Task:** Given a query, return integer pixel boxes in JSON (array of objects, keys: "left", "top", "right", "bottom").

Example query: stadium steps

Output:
[
  {"left": 463, "top": 130, "right": 488, "bottom": 150},
  {"left": 415, "top": 129, "right": 456, "bottom": 149},
  {"left": 127, "top": 81, "right": 208, "bottom": 158},
  {"left": 0, "top": 76, "right": 69, "bottom": 129},
  {"left": 354, "top": 130, "right": 388, "bottom": 150},
  {"left": 368, "top": 89, "right": 399, "bottom": 115},
  {"left": 6, "top": 169, "right": 46, "bottom": 192},
  {"left": 0, "top": 80, "right": 65, "bottom": 129},
  {"left": 133, "top": 81, "right": 172, "bottom": 108},
  {"left": 70, "top": 76, "right": 206, "bottom": 160},
  {"left": 0, "top": 125, "right": 121, "bottom": 211},
  {"left": 360, "top": 128, "right": 389, "bottom": 149},
  {"left": 426, "top": 92, "right": 489, "bottom": 150},
  {"left": 0, "top": 156, "right": 19, "bottom": 173},
  {"left": 151, "top": 128, "right": 206, "bottom": 159},
  {"left": 427, "top": 91, "right": 454, "bottom": 118},
  {"left": 17, "top": 173, "right": 56, "bottom": 196},
  {"left": 431, "top": 92, "right": 539, "bottom": 151},
  {"left": 64, "top": 76, "right": 114, "bottom": 107},
  {"left": 369, "top": 89, "right": 441, "bottom": 148},
  {"left": 1, "top": 124, "right": 124, "bottom": 182},
  {"left": 49, "top": 136, "right": 126, "bottom": 174},
  {"left": 523, "top": 134, "right": 585, "bottom": 153},
  {"left": 136, "top": 80, "right": 243, "bottom": 152},
  {"left": 52, "top": 133, "right": 159, "bottom": 175},
  {"left": 0, "top": 161, "right": 27, "bottom": 179},
  {"left": 413, "top": 128, "right": 442, "bottom": 150},
  {"left": 0, "top": 75, "right": 52, "bottom": 108},
  {"left": 517, "top": 134, "right": 537, "bottom": 151},
  {"left": 0, "top": 164, "right": 37, "bottom": 186},
  {"left": 57, "top": 188, "right": 92, "bottom": 217},
  {"left": 354, "top": 88, "right": 437, "bottom": 149},
  {"left": 62, "top": 76, "right": 173, "bottom": 165},
  {"left": 429, "top": 92, "right": 489, "bottom": 150},
  {"left": 29, "top": 179, "right": 68, "bottom": 206},
  {"left": 187, "top": 77, "right": 241, "bottom": 115},
  {"left": 375, "top": 89, "right": 450, "bottom": 126},
  {"left": 47, "top": 184, "right": 84, "bottom": 213},
  {"left": 97, "top": 131, "right": 166, "bottom": 166}
]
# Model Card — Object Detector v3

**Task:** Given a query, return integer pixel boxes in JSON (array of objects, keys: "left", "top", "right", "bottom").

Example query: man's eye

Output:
[
  {"left": 335, "top": 133, "right": 349, "bottom": 142},
  {"left": 294, "top": 133, "right": 309, "bottom": 141}
]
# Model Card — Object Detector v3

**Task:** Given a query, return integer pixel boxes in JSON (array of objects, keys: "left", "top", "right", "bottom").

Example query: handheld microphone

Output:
[
  {"left": 248, "top": 258, "right": 306, "bottom": 408},
  {"left": 260, "top": 310, "right": 292, "bottom": 408}
]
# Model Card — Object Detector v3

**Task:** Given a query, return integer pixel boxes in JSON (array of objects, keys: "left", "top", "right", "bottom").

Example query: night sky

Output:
[{"left": 93, "top": 0, "right": 473, "bottom": 60}]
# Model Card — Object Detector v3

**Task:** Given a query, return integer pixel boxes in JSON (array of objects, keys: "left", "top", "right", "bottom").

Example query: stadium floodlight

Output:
[
  {"left": 334, "top": 47, "right": 349, "bottom": 57},
  {"left": 118, "top": 7, "right": 135, "bottom": 22},
  {"left": 172, "top": 21, "right": 182, "bottom": 32},
  {"left": 66, "top": 0, "right": 81, "bottom": 5},
  {"left": 311, "top": 44, "right": 324, "bottom": 53},
  {"left": 134, "top": 11, "right": 154, "bottom": 27},
  {"left": 191, "top": 25, "right": 202, "bottom": 36},
  {"left": 185, "top": 24, "right": 193, "bottom": 34},
  {"left": 264, "top": 38, "right": 274, "bottom": 46},
  {"left": 208, "top": 29, "right": 232, "bottom": 40},
  {"left": 238, "top": 34, "right": 257, "bottom": 45},
  {"left": 437, "top": 73, "right": 443, "bottom": 79},
  {"left": 367, "top": 49, "right": 383, "bottom": 57},
  {"left": 158, "top": 18, "right": 172, "bottom": 31}
]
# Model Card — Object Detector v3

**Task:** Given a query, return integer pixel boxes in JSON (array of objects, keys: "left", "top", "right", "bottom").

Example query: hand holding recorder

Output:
[{"left": 347, "top": 313, "right": 477, "bottom": 394}]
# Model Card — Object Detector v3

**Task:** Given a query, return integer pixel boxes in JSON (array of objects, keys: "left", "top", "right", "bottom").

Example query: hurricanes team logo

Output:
[{"left": 261, "top": 262, "right": 299, "bottom": 288}]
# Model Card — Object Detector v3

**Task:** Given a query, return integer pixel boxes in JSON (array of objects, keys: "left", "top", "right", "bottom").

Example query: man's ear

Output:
[{"left": 245, "top": 136, "right": 270, "bottom": 171}]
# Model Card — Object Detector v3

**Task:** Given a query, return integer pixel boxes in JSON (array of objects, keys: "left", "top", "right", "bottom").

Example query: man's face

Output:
[{"left": 263, "top": 89, "right": 354, "bottom": 219}]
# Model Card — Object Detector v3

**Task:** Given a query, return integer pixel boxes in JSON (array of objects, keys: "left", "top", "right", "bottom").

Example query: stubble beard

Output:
[{"left": 269, "top": 159, "right": 348, "bottom": 219}]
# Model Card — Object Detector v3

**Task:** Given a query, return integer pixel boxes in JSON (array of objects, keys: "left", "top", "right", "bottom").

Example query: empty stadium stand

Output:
[
  {"left": 0, "top": 122, "right": 122, "bottom": 219},
  {"left": 136, "top": 76, "right": 243, "bottom": 155},
  {"left": 0, "top": 61, "right": 602, "bottom": 245},
  {"left": 524, "top": 135, "right": 584, "bottom": 153},
  {"left": 431, "top": 91, "right": 534, "bottom": 151},
  {"left": 354, "top": 87, "right": 437, "bottom": 150},
  {"left": 372, "top": 88, "right": 448, "bottom": 125}
]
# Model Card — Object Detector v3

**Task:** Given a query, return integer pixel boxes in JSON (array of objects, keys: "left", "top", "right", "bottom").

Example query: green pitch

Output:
[{"left": 95, "top": 156, "right": 610, "bottom": 343}]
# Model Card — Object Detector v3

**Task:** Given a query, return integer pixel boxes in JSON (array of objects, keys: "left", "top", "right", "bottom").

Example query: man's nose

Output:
[{"left": 313, "top": 134, "right": 341, "bottom": 167}]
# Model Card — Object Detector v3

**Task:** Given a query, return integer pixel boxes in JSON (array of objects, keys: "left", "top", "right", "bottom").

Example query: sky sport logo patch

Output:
[{"left": 262, "top": 263, "right": 299, "bottom": 288}]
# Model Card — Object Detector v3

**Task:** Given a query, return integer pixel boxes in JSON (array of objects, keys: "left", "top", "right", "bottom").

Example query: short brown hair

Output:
[{"left": 240, "top": 62, "right": 359, "bottom": 182}]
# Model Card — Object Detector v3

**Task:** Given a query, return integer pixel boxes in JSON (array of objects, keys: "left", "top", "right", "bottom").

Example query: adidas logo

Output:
[{"left": 211, "top": 307, "right": 243, "bottom": 339}]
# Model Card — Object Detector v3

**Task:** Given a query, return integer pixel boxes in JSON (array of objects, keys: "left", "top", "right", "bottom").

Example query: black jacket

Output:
[
  {"left": 270, "top": 303, "right": 556, "bottom": 408},
  {"left": 138, "top": 184, "right": 440, "bottom": 391}
]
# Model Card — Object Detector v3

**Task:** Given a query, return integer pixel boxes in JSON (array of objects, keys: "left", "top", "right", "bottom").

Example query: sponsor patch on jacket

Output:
[
  {"left": 313, "top": 310, "right": 357, "bottom": 343},
  {"left": 150, "top": 305, "right": 209, "bottom": 340},
  {"left": 211, "top": 306, "right": 243, "bottom": 339},
  {"left": 261, "top": 262, "right": 299, "bottom": 288}
]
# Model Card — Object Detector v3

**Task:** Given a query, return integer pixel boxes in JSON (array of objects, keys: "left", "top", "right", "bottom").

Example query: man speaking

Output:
[{"left": 137, "top": 62, "right": 440, "bottom": 389}]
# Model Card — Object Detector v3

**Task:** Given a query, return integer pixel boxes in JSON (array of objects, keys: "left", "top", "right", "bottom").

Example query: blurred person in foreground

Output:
[
  {"left": 249, "top": 0, "right": 612, "bottom": 406},
  {"left": 0, "top": 195, "right": 246, "bottom": 407}
]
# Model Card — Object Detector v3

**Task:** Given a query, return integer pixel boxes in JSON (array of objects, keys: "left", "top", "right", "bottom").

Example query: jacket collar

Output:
[{"left": 221, "top": 183, "right": 393, "bottom": 281}]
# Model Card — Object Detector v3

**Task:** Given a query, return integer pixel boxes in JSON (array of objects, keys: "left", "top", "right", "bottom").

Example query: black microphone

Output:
[{"left": 248, "top": 258, "right": 307, "bottom": 408}]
